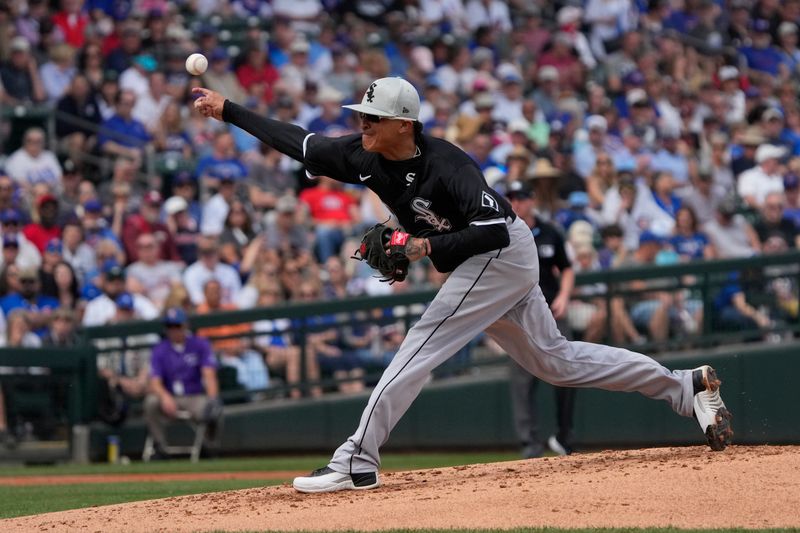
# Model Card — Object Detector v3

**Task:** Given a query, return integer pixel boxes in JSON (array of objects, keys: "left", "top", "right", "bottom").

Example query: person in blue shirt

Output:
[
  {"left": 669, "top": 206, "right": 715, "bottom": 261},
  {"left": 0, "top": 267, "right": 59, "bottom": 337},
  {"left": 554, "top": 191, "right": 596, "bottom": 232},
  {"left": 739, "top": 19, "right": 784, "bottom": 76},
  {"left": 98, "top": 90, "right": 152, "bottom": 162},
  {"left": 144, "top": 308, "right": 221, "bottom": 459},
  {"left": 713, "top": 273, "right": 772, "bottom": 333}
]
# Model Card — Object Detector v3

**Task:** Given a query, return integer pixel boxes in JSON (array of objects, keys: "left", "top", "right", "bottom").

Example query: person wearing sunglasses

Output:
[{"left": 193, "top": 77, "right": 733, "bottom": 493}]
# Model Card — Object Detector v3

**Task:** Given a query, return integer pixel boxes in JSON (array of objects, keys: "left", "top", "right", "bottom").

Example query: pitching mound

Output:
[{"left": 4, "top": 445, "right": 799, "bottom": 532}]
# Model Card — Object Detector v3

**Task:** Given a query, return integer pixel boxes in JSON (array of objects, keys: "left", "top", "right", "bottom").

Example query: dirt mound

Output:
[{"left": 3, "top": 445, "right": 799, "bottom": 532}]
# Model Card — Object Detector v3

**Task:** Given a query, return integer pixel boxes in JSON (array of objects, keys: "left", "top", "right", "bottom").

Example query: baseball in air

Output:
[{"left": 185, "top": 53, "right": 208, "bottom": 75}]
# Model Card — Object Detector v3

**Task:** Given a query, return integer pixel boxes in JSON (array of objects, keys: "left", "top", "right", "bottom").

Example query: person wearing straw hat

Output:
[{"left": 192, "top": 77, "right": 733, "bottom": 493}]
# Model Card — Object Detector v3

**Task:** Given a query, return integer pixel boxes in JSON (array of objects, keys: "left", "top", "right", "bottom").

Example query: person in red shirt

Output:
[
  {"left": 51, "top": 0, "right": 89, "bottom": 49},
  {"left": 23, "top": 194, "right": 62, "bottom": 253},
  {"left": 121, "top": 191, "right": 180, "bottom": 264},
  {"left": 298, "top": 177, "right": 360, "bottom": 262},
  {"left": 235, "top": 46, "right": 280, "bottom": 105}
]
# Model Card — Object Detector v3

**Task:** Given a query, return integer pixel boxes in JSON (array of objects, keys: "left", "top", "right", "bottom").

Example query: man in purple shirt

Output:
[{"left": 143, "top": 308, "right": 222, "bottom": 458}]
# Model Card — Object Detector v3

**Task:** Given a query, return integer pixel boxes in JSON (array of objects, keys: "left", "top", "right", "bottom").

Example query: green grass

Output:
[
  {"left": 0, "top": 452, "right": 520, "bottom": 477},
  {"left": 0, "top": 479, "right": 283, "bottom": 519}
]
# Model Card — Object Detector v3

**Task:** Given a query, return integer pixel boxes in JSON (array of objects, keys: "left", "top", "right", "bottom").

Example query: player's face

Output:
[{"left": 359, "top": 114, "right": 411, "bottom": 153}]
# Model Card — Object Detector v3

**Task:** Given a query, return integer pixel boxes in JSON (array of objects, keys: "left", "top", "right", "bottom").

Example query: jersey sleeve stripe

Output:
[
  {"left": 302, "top": 133, "right": 319, "bottom": 179},
  {"left": 469, "top": 218, "right": 506, "bottom": 226},
  {"left": 302, "top": 133, "right": 315, "bottom": 156}
]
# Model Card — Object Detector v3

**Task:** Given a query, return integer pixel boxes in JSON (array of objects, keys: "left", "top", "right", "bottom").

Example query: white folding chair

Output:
[{"left": 142, "top": 410, "right": 207, "bottom": 463}]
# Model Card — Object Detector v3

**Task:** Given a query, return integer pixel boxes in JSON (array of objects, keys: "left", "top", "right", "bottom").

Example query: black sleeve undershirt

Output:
[{"left": 222, "top": 100, "right": 309, "bottom": 162}]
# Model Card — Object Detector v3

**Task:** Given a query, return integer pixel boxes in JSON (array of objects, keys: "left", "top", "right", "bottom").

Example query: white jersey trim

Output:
[
  {"left": 469, "top": 218, "right": 506, "bottom": 226},
  {"left": 302, "top": 133, "right": 318, "bottom": 180}
]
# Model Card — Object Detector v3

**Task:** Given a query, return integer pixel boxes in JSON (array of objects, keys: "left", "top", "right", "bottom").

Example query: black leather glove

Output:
[{"left": 202, "top": 396, "right": 224, "bottom": 422}]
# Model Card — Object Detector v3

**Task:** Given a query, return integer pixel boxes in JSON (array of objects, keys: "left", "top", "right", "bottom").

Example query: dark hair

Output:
[
  {"left": 413, "top": 121, "right": 424, "bottom": 146},
  {"left": 676, "top": 205, "right": 698, "bottom": 232},
  {"left": 600, "top": 224, "right": 623, "bottom": 239}
]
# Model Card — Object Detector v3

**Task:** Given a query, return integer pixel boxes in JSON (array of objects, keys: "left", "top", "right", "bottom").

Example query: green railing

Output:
[{"left": 1, "top": 251, "right": 799, "bottom": 440}]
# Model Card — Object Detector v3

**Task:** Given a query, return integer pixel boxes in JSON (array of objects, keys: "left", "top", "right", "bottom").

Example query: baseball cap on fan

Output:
[{"left": 342, "top": 77, "right": 420, "bottom": 121}]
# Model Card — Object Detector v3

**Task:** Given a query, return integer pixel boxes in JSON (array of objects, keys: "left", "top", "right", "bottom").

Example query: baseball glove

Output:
[{"left": 352, "top": 223, "right": 410, "bottom": 284}]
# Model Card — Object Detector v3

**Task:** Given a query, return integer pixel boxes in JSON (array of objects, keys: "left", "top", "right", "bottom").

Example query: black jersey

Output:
[
  {"left": 530, "top": 217, "right": 571, "bottom": 305},
  {"left": 304, "top": 134, "right": 516, "bottom": 272},
  {"left": 222, "top": 100, "right": 515, "bottom": 272}
]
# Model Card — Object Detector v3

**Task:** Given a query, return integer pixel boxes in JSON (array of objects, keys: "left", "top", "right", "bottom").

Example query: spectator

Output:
[
  {"left": 61, "top": 218, "right": 95, "bottom": 284},
  {"left": 197, "top": 279, "right": 269, "bottom": 393},
  {"left": 120, "top": 54, "right": 156, "bottom": 101},
  {"left": 182, "top": 236, "right": 242, "bottom": 306},
  {"left": 23, "top": 194, "right": 62, "bottom": 253},
  {"left": 55, "top": 74, "right": 101, "bottom": 165},
  {"left": 4, "top": 128, "right": 63, "bottom": 196},
  {"left": 299, "top": 176, "right": 359, "bottom": 263},
  {"left": 294, "top": 280, "right": 363, "bottom": 395},
  {"left": 0, "top": 36, "right": 46, "bottom": 104},
  {"left": 703, "top": 196, "right": 761, "bottom": 258},
  {"left": 236, "top": 45, "right": 280, "bottom": 105},
  {"left": 677, "top": 171, "right": 726, "bottom": 226},
  {"left": 164, "top": 195, "right": 200, "bottom": 266},
  {"left": 95, "top": 292, "right": 160, "bottom": 406},
  {"left": 0, "top": 209, "right": 41, "bottom": 270},
  {"left": 585, "top": 152, "right": 617, "bottom": 210},
  {"left": 39, "top": 43, "right": 77, "bottom": 103},
  {"left": 713, "top": 272, "right": 772, "bottom": 332},
  {"left": 620, "top": 232, "right": 678, "bottom": 343},
  {"left": 670, "top": 206, "right": 716, "bottom": 262},
  {"left": 80, "top": 199, "right": 122, "bottom": 251},
  {"left": 1, "top": 235, "right": 20, "bottom": 271},
  {"left": 126, "top": 233, "right": 183, "bottom": 311},
  {"left": 2, "top": 309, "right": 42, "bottom": 348},
  {"left": 253, "top": 280, "right": 304, "bottom": 399},
  {"left": 0, "top": 268, "right": 58, "bottom": 337},
  {"left": 106, "top": 23, "right": 143, "bottom": 74},
  {"left": 783, "top": 173, "right": 800, "bottom": 228},
  {"left": 202, "top": 47, "right": 247, "bottom": 105},
  {"left": 739, "top": 19, "right": 783, "bottom": 76},
  {"left": 132, "top": 71, "right": 172, "bottom": 133},
  {"left": 122, "top": 191, "right": 180, "bottom": 264},
  {"left": 753, "top": 191, "right": 800, "bottom": 250},
  {"left": 307, "top": 86, "right": 349, "bottom": 135},
  {"left": 82, "top": 264, "right": 158, "bottom": 327},
  {"left": 153, "top": 102, "right": 193, "bottom": 161},
  {"left": 737, "top": 144, "right": 786, "bottom": 208},
  {"left": 219, "top": 200, "right": 255, "bottom": 266},
  {"left": 144, "top": 308, "right": 222, "bottom": 459},
  {"left": 574, "top": 115, "right": 615, "bottom": 179},
  {"left": 42, "top": 307, "right": 79, "bottom": 346},
  {"left": 97, "top": 89, "right": 152, "bottom": 164},
  {"left": 41, "top": 259, "right": 79, "bottom": 311},
  {"left": 0, "top": 175, "right": 21, "bottom": 214}
]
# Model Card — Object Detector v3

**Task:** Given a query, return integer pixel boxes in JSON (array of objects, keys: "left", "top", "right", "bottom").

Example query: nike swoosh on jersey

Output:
[{"left": 359, "top": 174, "right": 372, "bottom": 181}]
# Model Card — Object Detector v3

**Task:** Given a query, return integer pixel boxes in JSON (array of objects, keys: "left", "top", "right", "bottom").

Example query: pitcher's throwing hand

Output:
[{"left": 192, "top": 88, "right": 225, "bottom": 120}]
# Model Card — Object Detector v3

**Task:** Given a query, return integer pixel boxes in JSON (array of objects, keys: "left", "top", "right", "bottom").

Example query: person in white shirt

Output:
[
  {"left": 83, "top": 264, "right": 159, "bottom": 327},
  {"left": 132, "top": 71, "right": 172, "bottom": 133},
  {"left": 4, "top": 128, "right": 63, "bottom": 194},
  {"left": 200, "top": 176, "right": 238, "bottom": 236},
  {"left": 119, "top": 54, "right": 155, "bottom": 101},
  {"left": 126, "top": 233, "right": 183, "bottom": 311},
  {"left": 182, "top": 236, "right": 242, "bottom": 306},
  {"left": 465, "top": 0, "right": 511, "bottom": 32},
  {"left": 737, "top": 144, "right": 786, "bottom": 208}
]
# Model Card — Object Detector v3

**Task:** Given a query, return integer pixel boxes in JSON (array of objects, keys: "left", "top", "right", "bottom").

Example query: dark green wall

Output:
[{"left": 96, "top": 344, "right": 800, "bottom": 460}]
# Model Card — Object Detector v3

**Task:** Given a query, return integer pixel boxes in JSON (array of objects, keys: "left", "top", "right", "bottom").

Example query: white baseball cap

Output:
[
  {"left": 342, "top": 77, "right": 420, "bottom": 121},
  {"left": 164, "top": 195, "right": 188, "bottom": 215},
  {"left": 755, "top": 144, "right": 786, "bottom": 164},
  {"left": 586, "top": 115, "right": 608, "bottom": 132}
]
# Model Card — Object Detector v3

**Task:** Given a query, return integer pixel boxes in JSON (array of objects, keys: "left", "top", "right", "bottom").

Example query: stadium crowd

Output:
[{"left": 0, "top": 0, "right": 799, "bottom": 411}]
